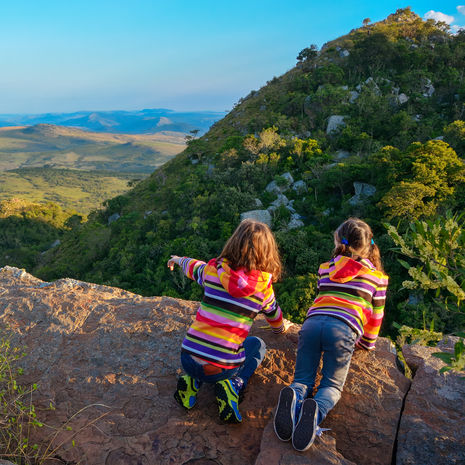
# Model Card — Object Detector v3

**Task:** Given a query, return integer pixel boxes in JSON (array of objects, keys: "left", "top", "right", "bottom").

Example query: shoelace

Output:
[{"left": 316, "top": 426, "right": 331, "bottom": 437}]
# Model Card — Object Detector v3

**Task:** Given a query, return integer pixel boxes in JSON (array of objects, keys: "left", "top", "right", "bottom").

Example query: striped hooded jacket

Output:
[
  {"left": 307, "top": 255, "right": 388, "bottom": 350},
  {"left": 179, "top": 256, "right": 284, "bottom": 368}
]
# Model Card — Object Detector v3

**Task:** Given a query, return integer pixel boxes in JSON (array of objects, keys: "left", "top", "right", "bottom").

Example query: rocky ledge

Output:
[{"left": 0, "top": 266, "right": 462, "bottom": 465}]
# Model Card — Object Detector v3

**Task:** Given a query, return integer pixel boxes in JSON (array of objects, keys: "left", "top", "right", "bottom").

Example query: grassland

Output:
[
  {"left": 0, "top": 124, "right": 186, "bottom": 213},
  {"left": 0, "top": 168, "right": 144, "bottom": 213},
  {"left": 0, "top": 124, "right": 186, "bottom": 173}
]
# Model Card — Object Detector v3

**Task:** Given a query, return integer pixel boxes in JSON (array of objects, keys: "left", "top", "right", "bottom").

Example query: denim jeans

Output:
[
  {"left": 180, "top": 336, "right": 266, "bottom": 387},
  {"left": 291, "top": 315, "right": 357, "bottom": 424}
]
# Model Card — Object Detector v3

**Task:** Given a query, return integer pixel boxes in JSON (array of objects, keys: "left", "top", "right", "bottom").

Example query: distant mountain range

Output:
[{"left": 0, "top": 109, "right": 226, "bottom": 135}]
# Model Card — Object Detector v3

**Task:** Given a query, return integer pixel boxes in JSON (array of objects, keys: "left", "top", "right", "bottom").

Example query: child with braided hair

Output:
[{"left": 274, "top": 217, "right": 388, "bottom": 451}]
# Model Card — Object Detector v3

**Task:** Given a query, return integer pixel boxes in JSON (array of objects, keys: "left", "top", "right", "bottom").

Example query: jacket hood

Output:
[
  {"left": 211, "top": 258, "right": 272, "bottom": 297},
  {"left": 329, "top": 255, "right": 375, "bottom": 283}
]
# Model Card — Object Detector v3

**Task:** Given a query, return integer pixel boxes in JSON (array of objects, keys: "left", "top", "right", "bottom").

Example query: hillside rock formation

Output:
[{"left": 0, "top": 266, "right": 461, "bottom": 465}]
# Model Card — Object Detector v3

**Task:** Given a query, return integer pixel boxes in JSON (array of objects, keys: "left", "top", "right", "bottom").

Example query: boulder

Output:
[
  {"left": 0, "top": 267, "right": 456, "bottom": 465},
  {"left": 396, "top": 340, "right": 465, "bottom": 465},
  {"left": 422, "top": 78, "right": 435, "bottom": 97},
  {"left": 397, "top": 93, "right": 409, "bottom": 104},
  {"left": 339, "top": 49, "right": 350, "bottom": 58},
  {"left": 287, "top": 213, "right": 304, "bottom": 230},
  {"left": 349, "top": 91, "right": 359, "bottom": 103},
  {"left": 255, "top": 422, "right": 356, "bottom": 465},
  {"left": 265, "top": 181, "right": 283, "bottom": 195},
  {"left": 356, "top": 77, "right": 381, "bottom": 96},
  {"left": 270, "top": 194, "right": 289, "bottom": 209},
  {"left": 254, "top": 198, "right": 263, "bottom": 208},
  {"left": 326, "top": 116, "right": 346, "bottom": 135},
  {"left": 266, "top": 174, "right": 294, "bottom": 195},
  {"left": 323, "top": 339, "right": 410, "bottom": 465},
  {"left": 107, "top": 213, "right": 120, "bottom": 225},
  {"left": 240, "top": 209, "right": 272, "bottom": 226},
  {"left": 292, "top": 180, "right": 308, "bottom": 194},
  {"left": 334, "top": 150, "right": 350, "bottom": 160},
  {"left": 281, "top": 172, "right": 294, "bottom": 185},
  {"left": 348, "top": 182, "right": 376, "bottom": 205}
]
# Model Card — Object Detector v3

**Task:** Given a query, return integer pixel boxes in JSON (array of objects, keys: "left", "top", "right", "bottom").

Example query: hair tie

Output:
[
  {"left": 341, "top": 237, "right": 349, "bottom": 246},
  {"left": 371, "top": 238, "right": 375, "bottom": 245}
]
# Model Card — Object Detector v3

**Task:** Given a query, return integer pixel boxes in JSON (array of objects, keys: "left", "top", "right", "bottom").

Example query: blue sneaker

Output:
[
  {"left": 292, "top": 398, "right": 319, "bottom": 451},
  {"left": 174, "top": 375, "right": 200, "bottom": 409},
  {"left": 274, "top": 386, "right": 297, "bottom": 441},
  {"left": 215, "top": 378, "right": 242, "bottom": 423}
]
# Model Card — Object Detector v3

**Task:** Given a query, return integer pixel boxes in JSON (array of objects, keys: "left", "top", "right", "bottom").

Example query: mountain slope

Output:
[
  {"left": 0, "top": 124, "right": 185, "bottom": 173},
  {"left": 34, "top": 8, "right": 465, "bottom": 334},
  {"left": 0, "top": 109, "right": 226, "bottom": 135}
]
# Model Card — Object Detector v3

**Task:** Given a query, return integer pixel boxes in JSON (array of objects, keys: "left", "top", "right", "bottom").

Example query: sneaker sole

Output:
[
  {"left": 215, "top": 380, "right": 242, "bottom": 423},
  {"left": 274, "top": 386, "right": 296, "bottom": 441},
  {"left": 292, "top": 398, "right": 318, "bottom": 451},
  {"left": 174, "top": 376, "right": 197, "bottom": 409}
]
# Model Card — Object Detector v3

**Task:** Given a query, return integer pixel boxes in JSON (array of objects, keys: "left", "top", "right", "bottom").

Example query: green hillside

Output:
[
  {"left": 0, "top": 198, "right": 80, "bottom": 271},
  {"left": 34, "top": 8, "right": 465, "bottom": 336},
  {"left": 0, "top": 168, "right": 143, "bottom": 213}
]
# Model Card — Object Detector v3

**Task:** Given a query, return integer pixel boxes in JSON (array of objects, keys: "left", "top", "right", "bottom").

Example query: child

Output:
[
  {"left": 168, "top": 219, "right": 285, "bottom": 423},
  {"left": 274, "top": 217, "right": 388, "bottom": 451}
]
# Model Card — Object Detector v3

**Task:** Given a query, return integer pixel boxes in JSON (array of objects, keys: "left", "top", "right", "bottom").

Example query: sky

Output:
[{"left": 1, "top": 1, "right": 465, "bottom": 114}]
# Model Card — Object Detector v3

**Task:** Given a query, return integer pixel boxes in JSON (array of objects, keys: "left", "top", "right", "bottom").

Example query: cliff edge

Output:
[{"left": 0, "top": 266, "right": 462, "bottom": 465}]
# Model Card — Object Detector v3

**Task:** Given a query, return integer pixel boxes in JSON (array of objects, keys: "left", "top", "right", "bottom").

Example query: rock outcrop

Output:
[
  {"left": 0, "top": 266, "right": 461, "bottom": 465},
  {"left": 396, "top": 339, "right": 465, "bottom": 465},
  {"left": 240, "top": 209, "right": 272, "bottom": 226}
]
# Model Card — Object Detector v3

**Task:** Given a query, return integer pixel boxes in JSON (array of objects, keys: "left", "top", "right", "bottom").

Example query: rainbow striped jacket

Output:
[
  {"left": 179, "top": 257, "right": 283, "bottom": 368},
  {"left": 307, "top": 255, "right": 389, "bottom": 350}
]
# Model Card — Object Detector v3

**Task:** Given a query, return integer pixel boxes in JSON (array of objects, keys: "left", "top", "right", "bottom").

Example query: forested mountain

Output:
[{"left": 32, "top": 8, "right": 465, "bottom": 336}]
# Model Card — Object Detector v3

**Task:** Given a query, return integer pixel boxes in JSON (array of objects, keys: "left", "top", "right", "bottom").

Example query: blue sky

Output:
[{"left": 1, "top": 1, "right": 464, "bottom": 114}]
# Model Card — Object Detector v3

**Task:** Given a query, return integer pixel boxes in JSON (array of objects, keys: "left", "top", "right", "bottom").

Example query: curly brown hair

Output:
[
  {"left": 333, "top": 217, "right": 384, "bottom": 272},
  {"left": 219, "top": 219, "right": 282, "bottom": 281}
]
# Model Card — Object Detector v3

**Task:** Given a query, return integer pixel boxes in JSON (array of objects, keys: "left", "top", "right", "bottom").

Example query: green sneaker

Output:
[
  {"left": 215, "top": 379, "right": 242, "bottom": 423},
  {"left": 174, "top": 375, "right": 200, "bottom": 409}
]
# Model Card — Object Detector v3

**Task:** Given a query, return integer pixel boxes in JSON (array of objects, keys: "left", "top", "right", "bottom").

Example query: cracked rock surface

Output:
[{"left": 0, "top": 266, "right": 457, "bottom": 465}]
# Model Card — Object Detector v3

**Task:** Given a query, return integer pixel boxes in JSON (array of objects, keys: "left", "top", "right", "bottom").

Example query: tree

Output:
[
  {"left": 297, "top": 45, "right": 318, "bottom": 63},
  {"left": 444, "top": 120, "right": 465, "bottom": 157},
  {"left": 362, "top": 18, "right": 371, "bottom": 27},
  {"left": 378, "top": 140, "right": 465, "bottom": 219}
]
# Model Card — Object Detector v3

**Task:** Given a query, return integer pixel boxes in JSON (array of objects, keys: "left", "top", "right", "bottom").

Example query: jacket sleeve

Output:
[
  {"left": 179, "top": 257, "right": 207, "bottom": 287},
  {"left": 261, "top": 283, "right": 284, "bottom": 333},
  {"left": 359, "top": 277, "right": 388, "bottom": 350}
]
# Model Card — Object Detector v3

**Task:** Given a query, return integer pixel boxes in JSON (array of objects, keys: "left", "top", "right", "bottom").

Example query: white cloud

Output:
[
  {"left": 424, "top": 10, "right": 455, "bottom": 24},
  {"left": 458, "top": 5, "right": 465, "bottom": 15},
  {"left": 451, "top": 25, "right": 464, "bottom": 33}
]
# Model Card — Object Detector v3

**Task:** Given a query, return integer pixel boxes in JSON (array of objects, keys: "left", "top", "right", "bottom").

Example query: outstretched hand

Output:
[
  {"left": 167, "top": 255, "right": 182, "bottom": 271},
  {"left": 282, "top": 319, "right": 293, "bottom": 333}
]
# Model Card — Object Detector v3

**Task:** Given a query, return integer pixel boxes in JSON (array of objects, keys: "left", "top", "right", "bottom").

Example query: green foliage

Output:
[
  {"left": 275, "top": 273, "right": 318, "bottom": 323},
  {"left": 0, "top": 199, "right": 80, "bottom": 271},
  {"left": 444, "top": 120, "right": 465, "bottom": 156},
  {"left": 22, "top": 9, "right": 465, "bottom": 343},
  {"left": 376, "top": 141, "right": 465, "bottom": 219},
  {"left": 386, "top": 214, "right": 465, "bottom": 304},
  {"left": 0, "top": 336, "right": 43, "bottom": 463},
  {"left": 433, "top": 332, "right": 465, "bottom": 374},
  {"left": 394, "top": 322, "right": 442, "bottom": 347},
  {"left": 297, "top": 45, "right": 318, "bottom": 63}
]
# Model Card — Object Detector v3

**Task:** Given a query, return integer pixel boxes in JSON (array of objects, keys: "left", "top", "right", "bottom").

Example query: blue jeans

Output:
[
  {"left": 291, "top": 315, "right": 357, "bottom": 424},
  {"left": 180, "top": 336, "right": 266, "bottom": 387}
]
